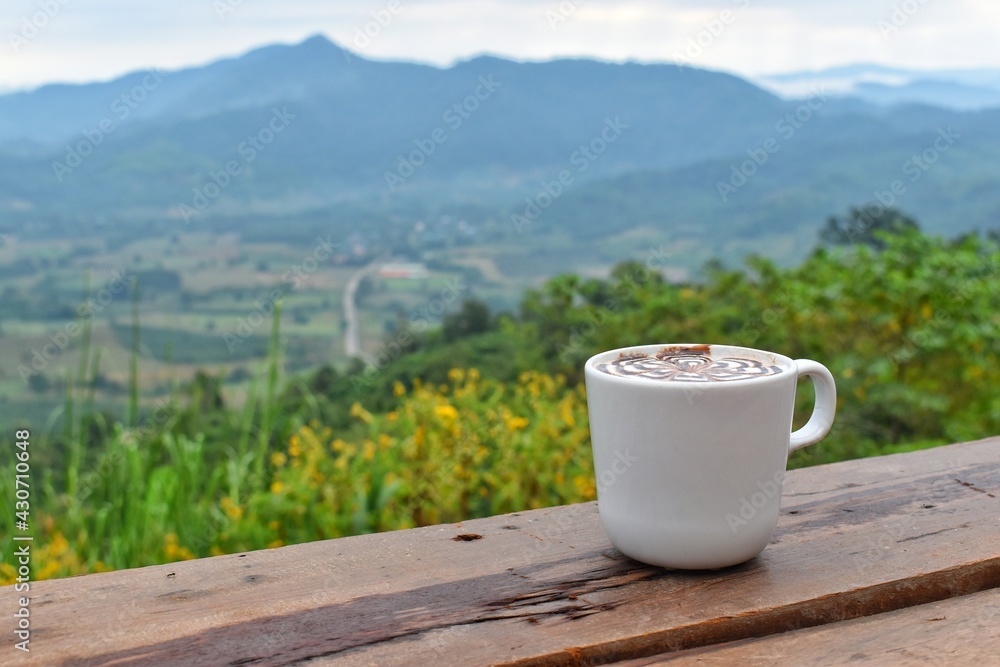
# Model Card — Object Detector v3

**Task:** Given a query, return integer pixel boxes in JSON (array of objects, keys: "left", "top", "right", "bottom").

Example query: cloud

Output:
[{"left": 2, "top": 0, "right": 998, "bottom": 90}]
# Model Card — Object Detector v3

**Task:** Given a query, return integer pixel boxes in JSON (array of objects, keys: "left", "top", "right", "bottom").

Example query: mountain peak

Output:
[
  {"left": 298, "top": 33, "right": 340, "bottom": 51},
  {"left": 238, "top": 33, "right": 347, "bottom": 61}
]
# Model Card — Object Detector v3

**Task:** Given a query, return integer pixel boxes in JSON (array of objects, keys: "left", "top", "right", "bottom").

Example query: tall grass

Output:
[
  {"left": 0, "top": 292, "right": 296, "bottom": 580},
  {"left": 0, "top": 292, "right": 600, "bottom": 584}
]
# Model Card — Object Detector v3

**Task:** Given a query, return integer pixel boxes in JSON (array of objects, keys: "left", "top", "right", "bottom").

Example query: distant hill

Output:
[
  {"left": 526, "top": 107, "right": 1000, "bottom": 252},
  {"left": 754, "top": 64, "right": 1000, "bottom": 111},
  {"left": 0, "top": 34, "right": 788, "bottom": 204},
  {"left": 1, "top": 38, "right": 998, "bottom": 266}
]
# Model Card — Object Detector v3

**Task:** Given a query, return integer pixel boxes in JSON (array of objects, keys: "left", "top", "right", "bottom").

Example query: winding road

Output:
[{"left": 342, "top": 262, "right": 378, "bottom": 364}]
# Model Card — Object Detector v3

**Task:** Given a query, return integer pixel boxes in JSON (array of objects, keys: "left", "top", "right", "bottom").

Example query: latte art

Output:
[{"left": 596, "top": 348, "right": 783, "bottom": 382}]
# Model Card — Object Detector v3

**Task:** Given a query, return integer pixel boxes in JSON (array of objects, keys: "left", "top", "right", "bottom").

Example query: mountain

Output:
[
  {"left": 530, "top": 108, "right": 1000, "bottom": 251},
  {"left": 0, "top": 34, "right": 792, "bottom": 207},
  {"left": 754, "top": 64, "right": 1000, "bottom": 111},
  {"left": 0, "top": 38, "right": 998, "bottom": 268}
]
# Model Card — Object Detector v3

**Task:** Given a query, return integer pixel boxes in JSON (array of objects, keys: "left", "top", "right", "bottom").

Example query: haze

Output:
[{"left": 4, "top": 0, "right": 999, "bottom": 90}]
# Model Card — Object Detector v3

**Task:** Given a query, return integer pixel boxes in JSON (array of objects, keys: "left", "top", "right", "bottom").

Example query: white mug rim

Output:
[{"left": 585, "top": 343, "right": 796, "bottom": 387}]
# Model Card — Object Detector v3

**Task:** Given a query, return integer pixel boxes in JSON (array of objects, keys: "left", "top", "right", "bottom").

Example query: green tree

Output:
[
  {"left": 443, "top": 299, "right": 494, "bottom": 341},
  {"left": 820, "top": 205, "right": 919, "bottom": 249}
]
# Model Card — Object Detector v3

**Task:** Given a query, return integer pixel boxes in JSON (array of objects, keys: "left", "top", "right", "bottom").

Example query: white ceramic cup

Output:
[{"left": 584, "top": 343, "right": 836, "bottom": 569}]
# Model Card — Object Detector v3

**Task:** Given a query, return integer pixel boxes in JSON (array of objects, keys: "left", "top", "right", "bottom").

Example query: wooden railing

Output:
[{"left": 5, "top": 436, "right": 1000, "bottom": 665}]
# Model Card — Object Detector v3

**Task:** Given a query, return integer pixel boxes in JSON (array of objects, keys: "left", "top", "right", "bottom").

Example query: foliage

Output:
[
  {"left": 506, "top": 227, "right": 1000, "bottom": 465},
  {"left": 1, "top": 369, "right": 591, "bottom": 582},
  {"left": 442, "top": 299, "right": 496, "bottom": 341},
  {"left": 820, "top": 205, "right": 920, "bottom": 249},
  {"left": 2, "top": 224, "right": 998, "bottom": 584}
]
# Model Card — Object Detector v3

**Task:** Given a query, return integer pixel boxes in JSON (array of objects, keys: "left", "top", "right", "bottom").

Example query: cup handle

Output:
[{"left": 788, "top": 360, "right": 837, "bottom": 453}]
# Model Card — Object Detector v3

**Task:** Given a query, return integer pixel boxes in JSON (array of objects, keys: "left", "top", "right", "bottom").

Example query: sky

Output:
[{"left": 2, "top": 0, "right": 999, "bottom": 91}]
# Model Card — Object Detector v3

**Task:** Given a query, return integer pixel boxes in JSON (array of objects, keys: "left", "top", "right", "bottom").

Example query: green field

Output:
[{"left": 0, "top": 227, "right": 545, "bottom": 424}]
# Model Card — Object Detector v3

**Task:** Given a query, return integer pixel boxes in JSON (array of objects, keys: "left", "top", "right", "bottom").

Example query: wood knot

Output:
[{"left": 453, "top": 533, "right": 484, "bottom": 542}]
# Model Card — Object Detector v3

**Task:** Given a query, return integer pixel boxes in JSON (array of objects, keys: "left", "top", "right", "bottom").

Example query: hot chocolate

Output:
[{"left": 595, "top": 346, "right": 783, "bottom": 383}]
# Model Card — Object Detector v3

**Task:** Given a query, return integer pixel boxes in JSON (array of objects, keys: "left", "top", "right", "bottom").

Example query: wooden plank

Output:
[
  {"left": 3, "top": 436, "right": 999, "bottom": 666},
  {"left": 620, "top": 586, "right": 1000, "bottom": 666}
]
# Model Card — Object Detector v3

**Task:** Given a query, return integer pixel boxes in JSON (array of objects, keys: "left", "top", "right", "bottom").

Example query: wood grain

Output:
[
  {"left": 3, "top": 436, "right": 998, "bottom": 666},
  {"left": 624, "top": 587, "right": 1000, "bottom": 666}
]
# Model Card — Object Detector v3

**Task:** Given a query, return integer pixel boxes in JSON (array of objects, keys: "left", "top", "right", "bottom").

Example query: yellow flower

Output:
[
  {"left": 387, "top": 411, "right": 398, "bottom": 422},
  {"left": 0, "top": 562, "right": 16, "bottom": 586},
  {"left": 559, "top": 399, "right": 575, "bottom": 427},
  {"left": 363, "top": 440, "right": 376, "bottom": 462},
  {"left": 267, "top": 539, "right": 284, "bottom": 549},
  {"left": 525, "top": 376, "right": 541, "bottom": 398},
  {"left": 434, "top": 404, "right": 459, "bottom": 422},
  {"left": 350, "top": 402, "right": 374, "bottom": 423},
  {"left": 289, "top": 434, "right": 302, "bottom": 458},
  {"left": 447, "top": 368, "right": 465, "bottom": 384},
  {"left": 271, "top": 452, "right": 287, "bottom": 467},
  {"left": 331, "top": 438, "right": 347, "bottom": 453},
  {"left": 268, "top": 520, "right": 280, "bottom": 530},
  {"left": 220, "top": 496, "right": 244, "bottom": 520},
  {"left": 163, "top": 533, "right": 195, "bottom": 560},
  {"left": 38, "top": 560, "right": 60, "bottom": 580},
  {"left": 393, "top": 381, "right": 406, "bottom": 397},
  {"left": 48, "top": 531, "right": 69, "bottom": 558},
  {"left": 506, "top": 416, "right": 529, "bottom": 431},
  {"left": 573, "top": 475, "right": 596, "bottom": 499},
  {"left": 270, "top": 481, "right": 284, "bottom": 494},
  {"left": 467, "top": 368, "right": 480, "bottom": 383}
]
